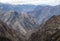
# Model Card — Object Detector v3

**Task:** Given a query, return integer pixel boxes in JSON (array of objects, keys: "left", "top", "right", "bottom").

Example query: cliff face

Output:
[
  {"left": 29, "top": 15, "right": 60, "bottom": 41},
  {"left": 0, "top": 20, "right": 26, "bottom": 41}
]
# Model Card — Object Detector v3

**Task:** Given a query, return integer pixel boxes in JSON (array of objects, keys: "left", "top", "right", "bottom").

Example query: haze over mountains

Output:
[
  {"left": 0, "top": 3, "right": 60, "bottom": 41},
  {"left": 0, "top": 3, "right": 36, "bottom": 12},
  {"left": 28, "top": 5, "right": 60, "bottom": 24},
  {"left": 0, "top": 3, "right": 60, "bottom": 34},
  {"left": 0, "top": 3, "right": 60, "bottom": 23}
]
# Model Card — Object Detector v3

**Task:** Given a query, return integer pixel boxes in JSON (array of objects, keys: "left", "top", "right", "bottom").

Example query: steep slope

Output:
[
  {"left": 0, "top": 10, "right": 39, "bottom": 35},
  {"left": 0, "top": 20, "right": 26, "bottom": 41},
  {"left": 29, "top": 15, "right": 60, "bottom": 41}
]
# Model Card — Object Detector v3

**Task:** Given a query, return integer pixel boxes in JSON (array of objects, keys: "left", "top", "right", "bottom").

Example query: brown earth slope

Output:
[{"left": 29, "top": 15, "right": 60, "bottom": 41}]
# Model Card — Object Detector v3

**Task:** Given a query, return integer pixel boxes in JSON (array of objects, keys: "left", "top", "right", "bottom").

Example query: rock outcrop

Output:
[{"left": 29, "top": 15, "right": 60, "bottom": 41}]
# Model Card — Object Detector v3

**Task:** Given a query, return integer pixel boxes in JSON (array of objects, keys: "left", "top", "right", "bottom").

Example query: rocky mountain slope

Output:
[
  {"left": 0, "top": 10, "right": 39, "bottom": 35},
  {"left": 0, "top": 20, "right": 26, "bottom": 41},
  {"left": 29, "top": 15, "right": 60, "bottom": 41},
  {"left": 0, "top": 14, "right": 60, "bottom": 41}
]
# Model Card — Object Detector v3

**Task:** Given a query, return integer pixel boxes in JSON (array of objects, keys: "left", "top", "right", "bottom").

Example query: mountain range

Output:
[
  {"left": 0, "top": 3, "right": 60, "bottom": 35},
  {"left": 0, "top": 3, "right": 60, "bottom": 24},
  {"left": 0, "top": 10, "right": 40, "bottom": 35},
  {"left": 28, "top": 5, "right": 60, "bottom": 24},
  {"left": 0, "top": 3, "right": 60, "bottom": 41},
  {"left": 0, "top": 3, "right": 36, "bottom": 12}
]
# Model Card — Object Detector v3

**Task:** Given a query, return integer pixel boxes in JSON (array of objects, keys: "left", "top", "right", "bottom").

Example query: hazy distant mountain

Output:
[
  {"left": 0, "top": 10, "right": 39, "bottom": 35},
  {"left": 28, "top": 5, "right": 60, "bottom": 24},
  {"left": 0, "top": 3, "right": 36, "bottom": 12}
]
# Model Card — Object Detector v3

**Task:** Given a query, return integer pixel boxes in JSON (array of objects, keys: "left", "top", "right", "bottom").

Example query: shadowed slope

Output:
[
  {"left": 0, "top": 20, "right": 26, "bottom": 41},
  {"left": 29, "top": 15, "right": 60, "bottom": 41}
]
